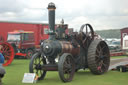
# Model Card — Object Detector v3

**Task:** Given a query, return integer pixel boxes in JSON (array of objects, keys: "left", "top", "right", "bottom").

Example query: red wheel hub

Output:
[{"left": 0, "top": 42, "right": 14, "bottom": 66}]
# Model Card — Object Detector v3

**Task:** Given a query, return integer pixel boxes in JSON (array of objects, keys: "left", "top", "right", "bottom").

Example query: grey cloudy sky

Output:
[{"left": 0, "top": 0, "right": 128, "bottom": 31}]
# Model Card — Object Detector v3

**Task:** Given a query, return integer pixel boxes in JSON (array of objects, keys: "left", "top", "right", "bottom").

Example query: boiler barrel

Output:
[{"left": 60, "top": 41, "right": 80, "bottom": 56}]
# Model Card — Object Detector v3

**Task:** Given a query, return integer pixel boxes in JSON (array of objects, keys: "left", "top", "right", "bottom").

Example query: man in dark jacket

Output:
[{"left": 0, "top": 45, "right": 6, "bottom": 85}]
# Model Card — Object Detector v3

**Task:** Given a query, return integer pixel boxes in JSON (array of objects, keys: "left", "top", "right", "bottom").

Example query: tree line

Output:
[{"left": 95, "top": 29, "right": 121, "bottom": 39}]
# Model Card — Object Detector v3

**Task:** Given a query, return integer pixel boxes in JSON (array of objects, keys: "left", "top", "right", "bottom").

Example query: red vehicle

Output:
[
  {"left": 0, "top": 21, "right": 50, "bottom": 58},
  {"left": 7, "top": 30, "right": 36, "bottom": 58}
]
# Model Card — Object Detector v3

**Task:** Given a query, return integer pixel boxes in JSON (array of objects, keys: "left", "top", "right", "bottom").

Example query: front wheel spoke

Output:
[
  {"left": 36, "top": 70, "right": 39, "bottom": 75},
  {"left": 63, "top": 68, "right": 67, "bottom": 73},
  {"left": 33, "top": 66, "right": 36, "bottom": 70},
  {"left": 33, "top": 69, "right": 37, "bottom": 73},
  {"left": 35, "top": 58, "right": 38, "bottom": 64},
  {"left": 40, "top": 70, "right": 43, "bottom": 74},
  {"left": 67, "top": 71, "right": 70, "bottom": 79},
  {"left": 38, "top": 57, "right": 41, "bottom": 63},
  {"left": 64, "top": 64, "right": 68, "bottom": 70},
  {"left": 64, "top": 61, "right": 68, "bottom": 67},
  {"left": 65, "top": 62, "right": 71, "bottom": 70},
  {"left": 39, "top": 58, "right": 43, "bottom": 64},
  {"left": 65, "top": 70, "right": 70, "bottom": 78},
  {"left": 34, "top": 63, "right": 37, "bottom": 65},
  {"left": 66, "top": 57, "right": 70, "bottom": 64},
  {"left": 38, "top": 71, "right": 41, "bottom": 76},
  {"left": 34, "top": 61, "right": 37, "bottom": 65}
]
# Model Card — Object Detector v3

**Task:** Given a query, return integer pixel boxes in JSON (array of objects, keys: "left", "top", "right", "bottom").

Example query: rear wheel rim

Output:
[
  {"left": 96, "top": 42, "right": 110, "bottom": 73},
  {"left": 87, "top": 40, "right": 110, "bottom": 75}
]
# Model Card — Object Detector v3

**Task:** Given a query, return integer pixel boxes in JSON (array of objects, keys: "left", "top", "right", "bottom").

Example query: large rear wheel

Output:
[
  {"left": 29, "top": 52, "right": 47, "bottom": 80},
  {"left": 58, "top": 53, "right": 75, "bottom": 82},
  {"left": 87, "top": 40, "right": 110, "bottom": 74}
]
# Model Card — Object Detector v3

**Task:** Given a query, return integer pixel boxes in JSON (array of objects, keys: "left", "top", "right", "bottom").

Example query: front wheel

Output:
[
  {"left": 58, "top": 53, "right": 75, "bottom": 82},
  {"left": 29, "top": 52, "right": 47, "bottom": 80}
]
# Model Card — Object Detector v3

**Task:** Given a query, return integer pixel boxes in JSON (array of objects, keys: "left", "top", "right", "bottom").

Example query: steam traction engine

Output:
[{"left": 29, "top": 2, "right": 110, "bottom": 82}]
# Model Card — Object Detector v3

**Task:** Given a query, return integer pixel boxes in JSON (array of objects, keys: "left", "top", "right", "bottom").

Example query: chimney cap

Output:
[{"left": 47, "top": 2, "right": 56, "bottom": 9}]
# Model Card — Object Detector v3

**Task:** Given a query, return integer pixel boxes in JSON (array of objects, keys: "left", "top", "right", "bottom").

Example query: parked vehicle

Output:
[
  {"left": 109, "top": 40, "right": 121, "bottom": 52},
  {"left": 7, "top": 30, "right": 36, "bottom": 58}
]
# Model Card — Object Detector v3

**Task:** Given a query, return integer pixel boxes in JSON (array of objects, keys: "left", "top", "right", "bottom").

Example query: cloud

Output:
[
  {"left": 0, "top": 0, "right": 27, "bottom": 13},
  {"left": 0, "top": 0, "right": 128, "bottom": 31}
]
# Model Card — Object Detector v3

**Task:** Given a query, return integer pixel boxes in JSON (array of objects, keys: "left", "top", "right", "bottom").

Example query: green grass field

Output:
[
  {"left": 111, "top": 56, "right": 127, "bottom": 59},
  {"left": 3, "top": 58, "right": 128, "bottom": 85}
]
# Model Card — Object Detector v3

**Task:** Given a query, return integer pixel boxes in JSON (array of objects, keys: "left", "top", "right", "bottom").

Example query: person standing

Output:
[{"left": 0, "top": 45, "right": 6, "bottom": 85}]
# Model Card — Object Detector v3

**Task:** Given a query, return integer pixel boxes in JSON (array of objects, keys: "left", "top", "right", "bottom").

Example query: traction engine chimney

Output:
[{"left": 47, "top": 2, "right": 56, "bottom": 37}]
